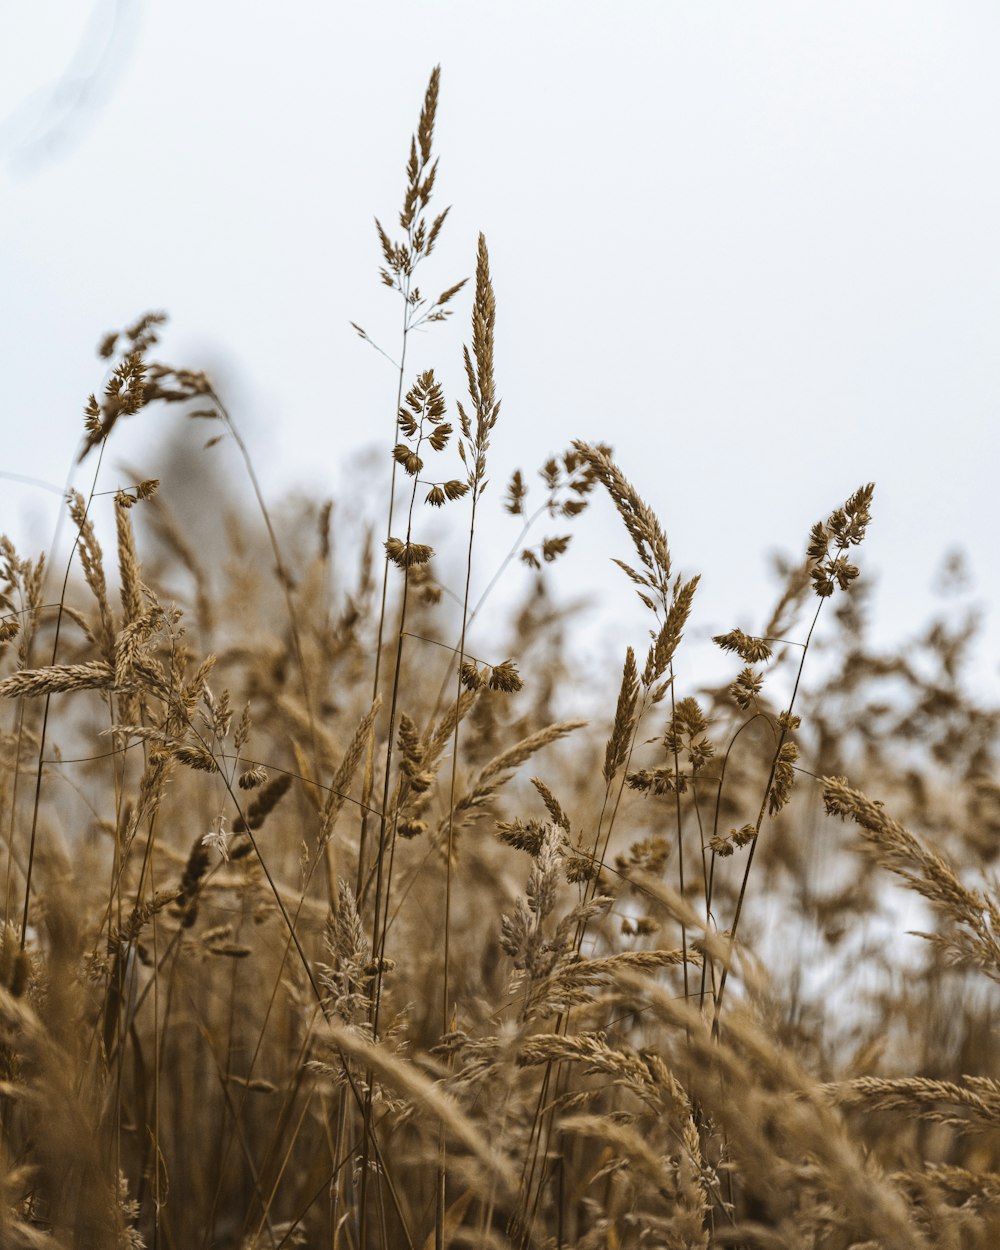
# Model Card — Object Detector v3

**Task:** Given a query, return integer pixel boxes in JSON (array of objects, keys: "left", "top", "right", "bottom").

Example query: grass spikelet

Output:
[
  {"left": 66, "top": 490, "right": 116, "bottom": 659},
  {"left": 603, "top": 646, "right": 639, "bottom": 789},
  {"left": 435, "top": 721, "right": 585, "bottom": 849},
  {"left": 231, "top": 770, "right": 294, "bottom": 833},
  {"left": 642, "top": 573, "right": 699, "bottom": 687},
  {"left": 114, "top": 490, "right": 144, "bottom": 625},
  {"left": 0, "top": 660, "right": 116, "bottom": 699},
  {"left": 238, "top": 763, "right": 267, "bottom": 790},
  {"left": 529, "top": 775, "right": 570, "bottom": 831},
  {"left": 822, "top": 775, "right": 1000, "bottom": 977},
  {"left": 821, "top": 1074, "right": 1000, "bottom": 1133},
  {"left": 571, "top": 440, "right": 671, "bottom": 593},
  {"left": 172, "top": 743, "right": 218, "bottom": 773},
  {"left": 713, "top": 627, "right": 774, "bottom": 663}
]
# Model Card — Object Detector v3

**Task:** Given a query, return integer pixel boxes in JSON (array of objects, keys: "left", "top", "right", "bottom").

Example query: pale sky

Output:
[{"left": 2, "top": 1, "right": 998, "bottom": 700}]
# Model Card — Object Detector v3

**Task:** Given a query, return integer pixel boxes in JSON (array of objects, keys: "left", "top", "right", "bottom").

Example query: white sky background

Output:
[{"left": 1, "top": 1, "right": 998, "bottom": 704}]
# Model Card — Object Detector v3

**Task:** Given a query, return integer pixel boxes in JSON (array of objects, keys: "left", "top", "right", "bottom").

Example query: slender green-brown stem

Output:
[
  {"left": 442, "top": 488, "right": 478, "bottom": 1040},
  {"left": 424, "top": 499, "right": 547, "bottom": 733},
  {"left": 668, "top": 665, "right": 691, "bottom": 1012},
  {"left": 697, "top": 714, "right": 765, "bottom": 1011},
  {"left": 712, "top": 599, "right": 823, "bottom": 1037},
  {"left": 212, "top": 392, "right": 322, "bottom": 772},
  {"left": 359, "top": 348, "right": 424, "bottom": 1248},
  {"left": 435, "top": 480, "right": 481, "bottom": 1250},
  {"left": 356, "top": 282, "right": 410, "bottom": 900}
]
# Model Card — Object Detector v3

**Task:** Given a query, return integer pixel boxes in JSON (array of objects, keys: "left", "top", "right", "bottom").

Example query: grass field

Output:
[{"left": 1, "top": 68, "right": 998, "bottom": 1249}]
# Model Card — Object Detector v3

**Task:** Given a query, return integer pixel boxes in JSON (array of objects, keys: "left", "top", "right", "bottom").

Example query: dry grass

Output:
[{"left": 0, "top": 67, "right": 998, "bottom": 1250}]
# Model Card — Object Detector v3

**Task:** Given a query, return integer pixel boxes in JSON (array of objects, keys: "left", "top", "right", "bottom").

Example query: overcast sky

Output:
[{"left": 2, "top": 1, "right": 998, "bottom": 700}]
